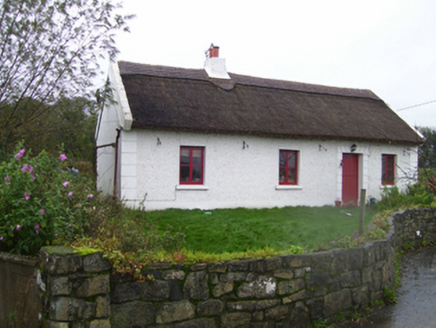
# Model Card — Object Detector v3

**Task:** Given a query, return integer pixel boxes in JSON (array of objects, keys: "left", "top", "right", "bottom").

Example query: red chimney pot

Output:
[{"left": 209, "top": 45, "right": 219, "bottom": 58}]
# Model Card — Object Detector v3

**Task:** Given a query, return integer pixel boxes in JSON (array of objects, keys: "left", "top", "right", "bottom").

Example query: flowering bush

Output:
[{"left": 0, "top": 144, "right": 95, "bottom": 255}]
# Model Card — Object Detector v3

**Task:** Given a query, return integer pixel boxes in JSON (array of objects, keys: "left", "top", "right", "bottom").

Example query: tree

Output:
[
  {"left": 417, "top": 127, "right": 436, "bottom": 169},
  {"left": 0, "top": 0, "right": 132, "bottom": 152}
]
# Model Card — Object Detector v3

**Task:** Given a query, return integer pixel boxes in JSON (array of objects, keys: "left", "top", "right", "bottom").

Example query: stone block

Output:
[
  {"left": 212, "top": 281, "right": 233, "bottom": 297},
  {"left": 351, "top": 285, "right": 369, "bottom": 309},
  {"left": 289, "top": 302, "right": 310, "bottom": 328},
  {"left": 46, "top": 254, "right": 82, "bottom": 275},
  {"left": 111, "top": 301, "right": 154, "bottom": 327},
  {"left": 277, "top": 279, "right": 305, "bottom": 295},
  {"left": 281, "top": 254, "right": 311, "bottom": 268},
  {"left": 183, "top": 271, "right": 209, "bottom": 300},
  {"left": 305, "top": 272, "right": 330, "bottom": 289},
  {"left": 161, "top": 269, "right": 186, "bottom": 280},
  {"left": 323, "top": 289, "right": 352, "bottom": 317},
  {"left": 76, "top": 274, "right": 109, "bottom": 297},
  {"left": 95, "top": 295, "right": 110, "bottom": 318},
  {"left": 190, "top": 263, "right": 207, "bottom": 271},
  {"left": 282, "top": 290, "right": 308, "bottom": 304},
  {"left": 141, "top": 279, "right": 170, "bottom": 301},
  {"left": 175, "top": 318, "right": 216, "bottom": 328},
  {"left": 49, "top": 297, "right": 95, "bottom": 321},
  {"left": 265, "top": 257, "right": 282, "bottom": 271},
  {"left": 208, "top": 262, "right": 227, "bottom": 273},
  {"left": 49, "top": 276, "right": 72, "bottom": 296},
  {"left": 227, "top": 299, "right": 280, "bottom": 312},
  {"left": 340, "top": 270, "right": 361, "bottom": 288},
  {"left": 348, "top": 247, "right": 363, "bottom": 270},
  {"left": 310, "top": 251, "right": 333, "bottom": 272},
  {"left": 170, "top": 280, "right": 183, "bottom": 301},
  {"left": 250, "top": 260, "right": 266, "bottom": 273},
  {"left": 227, "top": 260, "right": 249, "bottom": 272},
  {"left": 146, "top": 262, "right": 172, "bottom": 270},
  {"left": 45, "top": 321, "right": 69, "bottom": 328},
  {"left": 156, "top": 300, "right": 195, "bottom": 324},
  {"left": 89, "top": 319, "right": 111, "bottom": 328},
  {"left": 197, "top": 299, "right": 224, "bottom": 316},
  {"left": 330, "top": 249, "right": 348, "bottom": 275},
  {"left": 237, "top": 276, "right": 277, "bottom": 299},
  {"left": 264, "top": 304, "right": 289, "bottom": 321},
  {"left": 221, "top": 312, "right": 251, "bottom": 328},
  {"left": 219, "top": 272, "right": 247, "bottom": 283},
  {"left": 252, "top": 311, "right": 264, "bottom": 321},
  {"left": 83, "top": 253, "right": 111, "bottom": 273},
  {"left": 273, "top": 269, "right": 294, "bottom": 279},
  {"left": 111, "top": 282, "right": 141, "bottom": 303}
]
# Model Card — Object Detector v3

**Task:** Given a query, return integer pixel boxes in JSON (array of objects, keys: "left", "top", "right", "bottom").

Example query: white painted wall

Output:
[
  {"left": 117, "top": 129, "right": 418, "bottom": 210},
  {"left": 95, "top": 63, "right": 133, "bottom": 196}
]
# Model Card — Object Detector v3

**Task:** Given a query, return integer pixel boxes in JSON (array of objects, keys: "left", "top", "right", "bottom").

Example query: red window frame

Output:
[
  {"left": 382, "top": 154, "right": 395, "bottom": 185},
  {"left": 279, "top": 150, "right": 298, "bottom": 185},
  {"left": 180, "top": 146, "right": 204, "bottom": 184}
]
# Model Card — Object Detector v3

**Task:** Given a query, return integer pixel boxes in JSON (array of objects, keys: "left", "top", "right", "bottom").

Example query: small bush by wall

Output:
[{"left": 1, "top": 207, "right": 436, "bottom": 327}]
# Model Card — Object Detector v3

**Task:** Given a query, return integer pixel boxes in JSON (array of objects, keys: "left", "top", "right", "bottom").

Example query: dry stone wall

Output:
[{"left": 2, "top": 208, "right": 436, "bottom": 327}]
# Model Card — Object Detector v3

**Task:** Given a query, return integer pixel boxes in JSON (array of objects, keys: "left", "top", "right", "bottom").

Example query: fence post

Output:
[{"left": 359, "top": 189, "right": 366, "bottom": 236}]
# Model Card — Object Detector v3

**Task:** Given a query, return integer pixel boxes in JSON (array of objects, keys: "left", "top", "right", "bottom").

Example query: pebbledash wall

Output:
[{"left": 1, "top": 208, "right": 436, "bottom": 327}]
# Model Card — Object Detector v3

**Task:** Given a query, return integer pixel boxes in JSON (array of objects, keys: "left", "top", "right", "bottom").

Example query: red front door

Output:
[{"left": 342, "top": 154, "right": 359, "bottom": 205}]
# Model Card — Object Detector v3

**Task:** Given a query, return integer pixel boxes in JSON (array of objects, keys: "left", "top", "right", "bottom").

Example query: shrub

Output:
[{"left": 0, "top": 144, "right": 95, "bottom": 255}]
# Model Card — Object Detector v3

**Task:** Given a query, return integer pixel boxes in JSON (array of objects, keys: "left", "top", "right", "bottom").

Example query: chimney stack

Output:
[
  {"left": 208, "top": 45, "right": 219, "bottom": 58},
  {"left": 204, "top": 44, "right": 230, "bottom": 79}
]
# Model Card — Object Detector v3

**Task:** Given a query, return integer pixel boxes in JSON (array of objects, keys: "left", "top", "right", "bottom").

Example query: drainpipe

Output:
[{"left": 113, "top": 128, "right": 121, "bottom": 198}]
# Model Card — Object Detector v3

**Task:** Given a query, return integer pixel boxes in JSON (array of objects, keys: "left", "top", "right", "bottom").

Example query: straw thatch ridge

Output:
[{"left": 118, "top": 61, "right": 423, "bottom": 145}]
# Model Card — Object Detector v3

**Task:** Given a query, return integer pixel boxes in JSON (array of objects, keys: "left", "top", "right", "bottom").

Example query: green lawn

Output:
[{"left": 146, "top": 206, "right": 376, "bottom": 254}]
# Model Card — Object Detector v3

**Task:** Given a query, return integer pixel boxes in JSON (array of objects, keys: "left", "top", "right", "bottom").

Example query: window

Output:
[
  {"left": 382, "top": 154, "right": 395, "bottom": 185},
  {"left": 180, "top": 147, "right": 204, "bottom": 184},
  {"left": 279, "top": 150, "right": 298, "bottom": 185}
]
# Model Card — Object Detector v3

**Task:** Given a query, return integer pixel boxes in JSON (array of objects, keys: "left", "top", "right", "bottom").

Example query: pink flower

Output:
[
  {"left": 15, "top": 148, "right": 25, "bottom": 159},
  {"left": 60, "top": 154, "right": 67, "bottom": 162},
  {"left": 34, "top": 224, "right": 40, "bottom": 229},
  {"left": 68, "top": 192, "right": 73, "bottom": 197},
  {"left": 5, "top": 176, "right": 10, "bottom": 182},
  {"left": 25, "top": 193, "right": 30, "bottom": 200},
  {"left": 36, "top": 230, "right": 39, "bottom": 235},
  {"left": 40, "top": 209, "right": 45, "bottom": 215},
  {"left": 87, "top": 194, "right": 94, "bottom": 199},
  {"left": 16, "top": 225, "right": 21, "bottom": 231},
  {"left": 21, "top": 165, "right": 32, "bottom": 173},
  {"left": 0, "top": 237, "right": 3, "bottom": 241},
  {"left": 63, "top": 181, "right": 69, "bottom": 188}
]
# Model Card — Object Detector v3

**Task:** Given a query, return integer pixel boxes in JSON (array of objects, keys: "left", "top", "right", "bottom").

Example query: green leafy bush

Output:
[{"left": 0, "top": 144, "right": 95, "bottom": 255}]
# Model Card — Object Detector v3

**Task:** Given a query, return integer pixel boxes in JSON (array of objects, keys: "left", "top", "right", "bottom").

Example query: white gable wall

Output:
[{"left": 118, "top": 129, "right": 418, "bottom": 210}]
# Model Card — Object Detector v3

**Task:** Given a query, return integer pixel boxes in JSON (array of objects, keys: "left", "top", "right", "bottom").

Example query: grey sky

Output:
[{"left": 115, "top": 0, "right": 436, "bottom": 128}]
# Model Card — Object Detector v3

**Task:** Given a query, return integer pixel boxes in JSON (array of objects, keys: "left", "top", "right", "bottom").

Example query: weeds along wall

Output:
[{"left": 1, "top": 208, "right": 436, "bottom": 327}]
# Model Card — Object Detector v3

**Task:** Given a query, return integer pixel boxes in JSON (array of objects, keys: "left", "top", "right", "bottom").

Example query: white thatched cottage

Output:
[{"left": 95, "top": 46, "right": 423, "bottom": 210}]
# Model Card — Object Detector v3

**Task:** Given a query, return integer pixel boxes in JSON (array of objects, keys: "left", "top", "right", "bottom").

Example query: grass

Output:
[{"left": 145, "top": 206, "right": 376, "bottom": 254}]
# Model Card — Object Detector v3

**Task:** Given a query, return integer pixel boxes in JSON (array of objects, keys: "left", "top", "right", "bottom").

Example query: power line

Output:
[{"left": 396, "top": 99, "right": 436, "bottom": 112}]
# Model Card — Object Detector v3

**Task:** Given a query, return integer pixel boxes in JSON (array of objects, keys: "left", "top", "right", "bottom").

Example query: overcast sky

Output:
[{"left": 114, "top": 0, "right": 436, "bottom": 128}]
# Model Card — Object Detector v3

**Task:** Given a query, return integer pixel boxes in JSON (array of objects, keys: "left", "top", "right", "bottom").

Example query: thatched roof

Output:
[{"left": 118, "top": 61, "right": 423, "bottom": 145}]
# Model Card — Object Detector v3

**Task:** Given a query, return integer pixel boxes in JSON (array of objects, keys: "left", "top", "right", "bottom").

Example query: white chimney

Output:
[{"left": 204, "top": 44, "right": 230, "bottom": 79}]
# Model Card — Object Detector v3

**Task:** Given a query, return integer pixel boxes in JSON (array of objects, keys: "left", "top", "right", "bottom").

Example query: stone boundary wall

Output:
[{"left": 2, "top": 208, "right": 436, "bottom": 327}]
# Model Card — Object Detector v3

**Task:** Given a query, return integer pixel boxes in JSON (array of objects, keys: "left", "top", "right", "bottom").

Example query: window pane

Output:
[
  {"left": 279, "top": 168, "right": 286, "bottom": 183},
  {"left": 387, "top": 156, "right": 394, "bottom": 169},
  {"left": 192, "top": 166, "right": 202, "bottom": 181},
  {"left": 192, "top": 149, "right": 202, "bottom": 165},
  {"left": 279, "top": 152, "right": 286, "bottom": 167},
  {"left": 288, "top": 152, "right": 296, "bottom": 167},
  {"left": 382, "top": 156, "right": 386, "bottom": 169},
  {"left": 180, "top": 166, "right": 190, "bottom": 181},
  {"left": 288, "top": 169, "right": 296, "bottom": 183},
  {"left": 387, "top": 170, "right": 394, "bottom": 184},
  {"left": 181, "top": 149, "right": 190, "bottom": 164}
]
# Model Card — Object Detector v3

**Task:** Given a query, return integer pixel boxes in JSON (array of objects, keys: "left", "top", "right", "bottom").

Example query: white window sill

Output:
[
  {"left": 176, "top": 185, "right": 209, "bottom": 191},
  {"left": 275, "top": 185, "right": 302, "bottom": 190},
  {"left": 380, "top": 185, "right": 395, "bottom": 190}
]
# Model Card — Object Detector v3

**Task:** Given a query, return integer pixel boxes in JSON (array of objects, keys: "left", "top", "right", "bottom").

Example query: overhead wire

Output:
[{"left": 396, "top": 99, "right": 436, "bottom": 112}]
